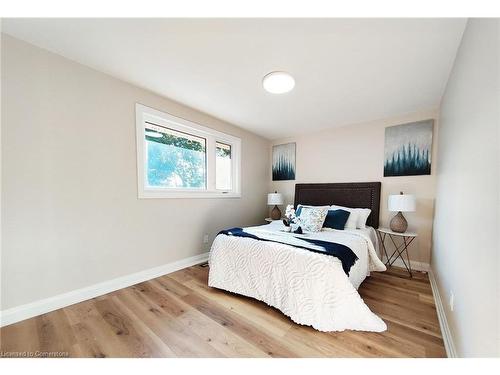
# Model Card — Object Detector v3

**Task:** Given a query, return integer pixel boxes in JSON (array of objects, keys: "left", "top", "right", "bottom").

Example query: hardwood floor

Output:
[{"left": 0, "top": 265, "right": 446, "bottom": 358}]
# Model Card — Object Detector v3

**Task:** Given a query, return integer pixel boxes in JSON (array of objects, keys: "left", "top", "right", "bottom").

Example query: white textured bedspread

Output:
[{"left": 208, "top": 222, "right": 387, "bottom": 332}]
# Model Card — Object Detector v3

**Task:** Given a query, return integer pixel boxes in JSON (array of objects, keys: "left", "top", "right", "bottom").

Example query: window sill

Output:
[{"left": 138, "top": 190, "right": 241, "bottom": 199}]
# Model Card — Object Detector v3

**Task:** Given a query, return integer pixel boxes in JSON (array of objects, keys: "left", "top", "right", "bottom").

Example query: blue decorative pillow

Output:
[{"left": 323, "top": 209, "right": 351, "bottom": 230}]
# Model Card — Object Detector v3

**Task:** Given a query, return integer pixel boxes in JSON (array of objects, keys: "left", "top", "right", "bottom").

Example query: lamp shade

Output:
[
  {"left": 267, "top": 192, "right": 283, "bottom": 205},
  {"left": 388, "top": 194, "right": 416, "bottom": 212}
]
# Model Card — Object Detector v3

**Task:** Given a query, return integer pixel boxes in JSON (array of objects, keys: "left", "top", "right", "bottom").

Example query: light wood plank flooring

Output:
[{"left": 0, "top": 265, "right": 446, "bottom": 358}]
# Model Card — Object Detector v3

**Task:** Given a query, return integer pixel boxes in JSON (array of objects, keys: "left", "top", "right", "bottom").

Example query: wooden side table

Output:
[{"left": 377, "top": 227, "right": 417, "bottom": 277}]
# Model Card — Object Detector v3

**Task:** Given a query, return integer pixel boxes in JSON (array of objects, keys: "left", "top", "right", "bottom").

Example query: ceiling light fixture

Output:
[{"left": 262, "top": 71, "right": 295, "bottom": 94}]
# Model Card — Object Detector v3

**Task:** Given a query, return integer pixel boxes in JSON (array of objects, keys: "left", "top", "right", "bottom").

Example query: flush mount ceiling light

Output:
[{"left": 262, "top": 71, "right": 295, "bottom": 94}]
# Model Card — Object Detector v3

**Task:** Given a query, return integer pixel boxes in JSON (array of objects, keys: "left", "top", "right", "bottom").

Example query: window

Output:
[
  {"left": 216, "top": 142, "right": 232, "bottom": 190},
  {"left": 136, "top": 104, "right": 241, "bottom": 198},
  {"left": 145, "top": 124, "right": 206, "bottom": 190}
]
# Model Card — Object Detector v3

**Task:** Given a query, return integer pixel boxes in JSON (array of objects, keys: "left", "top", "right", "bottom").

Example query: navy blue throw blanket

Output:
[{"left": 218, "top": 227, "right": 358, "bottom": 275}]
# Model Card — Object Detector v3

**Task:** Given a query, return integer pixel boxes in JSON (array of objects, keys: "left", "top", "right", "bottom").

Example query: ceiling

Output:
[{"left": 2, "top": 18, "right": 466, "bottom": 139}]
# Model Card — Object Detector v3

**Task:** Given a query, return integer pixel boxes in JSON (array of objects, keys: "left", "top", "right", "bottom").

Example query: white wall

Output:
[
  {"left": 270, "top": 109, "right": 439, "bottom": 265},
  {"left": 432, "top": 19, "right": 499, "bottom": 357},
  {"left": 0, "top": 35, "right": 270, "bottom": 310}
]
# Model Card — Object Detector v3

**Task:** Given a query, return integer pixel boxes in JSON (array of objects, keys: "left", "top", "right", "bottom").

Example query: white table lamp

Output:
[
  {"left": 267, "top": 191, "right": 284, "bottom": 220},
  {"left": 388, "top": 192, "right": 416, "bottom": 233}
]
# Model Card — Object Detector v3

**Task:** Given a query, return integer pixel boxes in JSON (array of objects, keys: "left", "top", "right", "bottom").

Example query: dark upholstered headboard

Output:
[{"left": 294, "top": 182, "right": 382, "bottom": 229}]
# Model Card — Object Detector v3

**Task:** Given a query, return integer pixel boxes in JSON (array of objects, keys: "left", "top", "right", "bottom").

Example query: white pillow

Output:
[
  {"left": 330, "top": 205, "right": 372, "bottom": 229},
  {"left": 330, "top": 205, "right": 358, "bottom": 229},
  {"left": 298, "top": 207, "right": 328, "bottom": 232},
  {"left": 355, "top": 208, "right": 372, "bottom": 229}
]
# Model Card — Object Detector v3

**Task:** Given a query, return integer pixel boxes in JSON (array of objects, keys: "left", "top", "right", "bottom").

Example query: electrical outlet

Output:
[
  {"left": 203, "top": 234, "right": 209, "bottom": 244},
  {"left": 449, "top": 291, "right": 454, "bottom": 312}
]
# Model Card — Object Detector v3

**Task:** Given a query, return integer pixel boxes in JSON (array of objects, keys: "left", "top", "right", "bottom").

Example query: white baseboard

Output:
[
  {"left": 0, "top": 252, "right": 209, "bottom": 328},
  {"left": 428, "top": 269, "right": 458, "bottom": 358},
  {"left": 382, "top": 256, "right": 430, "bottom": 272}
]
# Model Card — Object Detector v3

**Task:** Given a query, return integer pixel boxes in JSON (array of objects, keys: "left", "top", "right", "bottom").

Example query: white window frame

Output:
[{"left": 136, "top": 103, "right": 241, "bottom": 199}]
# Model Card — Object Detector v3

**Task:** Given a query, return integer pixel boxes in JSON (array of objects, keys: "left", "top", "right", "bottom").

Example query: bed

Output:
[{"left": 208, "top": 182, "right": 387, "bottom": 332}]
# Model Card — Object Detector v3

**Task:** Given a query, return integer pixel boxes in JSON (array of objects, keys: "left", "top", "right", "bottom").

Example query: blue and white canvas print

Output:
[
  {"left": 272, "top": 142, "right": 296, "bottom": 181},
  {"left": 384, "top": 120, "right": 433, "bottom": 177}
]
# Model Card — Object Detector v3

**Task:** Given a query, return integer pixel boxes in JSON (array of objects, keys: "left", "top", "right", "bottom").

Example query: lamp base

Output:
[
  {"left": 271, "top": 205, "right": 282, "bottom": 220},
  {"left": 390, "top": 211, "right": 408, "bottom": 233}
]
